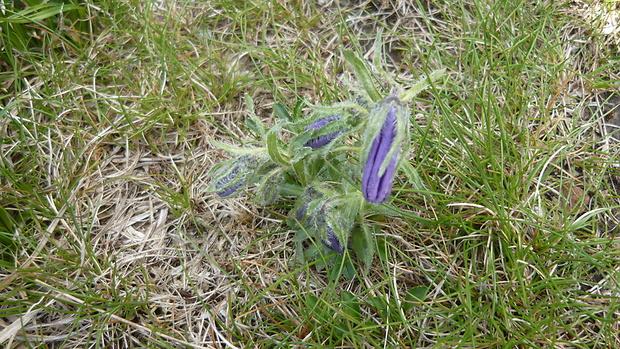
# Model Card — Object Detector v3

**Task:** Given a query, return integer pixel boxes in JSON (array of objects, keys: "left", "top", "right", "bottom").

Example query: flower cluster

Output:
[{"left": 207, "top": 39, "right": 443, "bottom": 267}]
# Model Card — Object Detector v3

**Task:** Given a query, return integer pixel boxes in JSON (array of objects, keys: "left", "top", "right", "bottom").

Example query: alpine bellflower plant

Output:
[{"left": 207, "top": 33, "right": 444, "bottom": 268}]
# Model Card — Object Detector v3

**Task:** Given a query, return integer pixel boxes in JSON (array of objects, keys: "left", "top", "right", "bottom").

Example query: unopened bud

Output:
[
  {"left": 211, "top": 155, "right": 255, "bottom": 198},
  {"left": 293, "top": 187, "right": 320, "bottom": 222},
  {"left": 361, "top": 95, "right": 408, "bottom": 203},
  {"left": 305, "top": 115, "right": 340, "bottom": 130},
  {"left": 321, "top": 224, "right": 344, "bottom": 254},
  {"left": 303, "top": 115, "right": 344, "bottom": 149},
  {"left": 256, "top": 170, "right": 283, "bottom": 205}
]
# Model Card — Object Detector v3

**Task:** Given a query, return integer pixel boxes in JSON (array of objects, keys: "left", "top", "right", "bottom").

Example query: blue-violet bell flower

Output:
[
  {"left": 304, "top": 115, "right": 343, "bottom": 149},
  {"left": 362, "top": 96, "right": 405, "bottom": 203}
]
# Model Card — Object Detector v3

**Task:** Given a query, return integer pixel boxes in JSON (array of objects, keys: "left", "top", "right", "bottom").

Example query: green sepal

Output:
[
  {"left": 371, "top": 28, "right": 399, "bottom": 88},
  {"left": 208, "top": 160, "right": 245, "bottom": 197}
]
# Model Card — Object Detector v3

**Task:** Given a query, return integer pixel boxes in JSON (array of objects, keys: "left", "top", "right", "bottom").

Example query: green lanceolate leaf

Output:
[
  {"left": 400, "top": 68, "right": 446, "bottom": 103},
  {"left": 404, "top": 286, "right": 428, "bottom": 312},
  {"left": 293, "top": 99, "right": 305, "bottom": 121},
  {"left": 350, "top": 223, "right": 375, "bottom": 270},
  {"left": 366, "top": 296, "right": 390, "bottom": 319},
  {"left": 340, "top": 291, "right": 362, "bottom": 319},
  {"left": 401, "top": 161, "right": 429, "bottom": 194},
  {"left": 266, "top": 132, "right": 289, "bottom": 166},
  {"left": 244, "top": 94, "right": 266, "bottom": 137},
  {"left": 274, "top": 103, "right": 292, "bottom": 122},
  {"left": 208, "top": 137, "right": 266, "bottom": 155},
  {"left": 343, "top": 50, "right": 382, "bottom": 102}
]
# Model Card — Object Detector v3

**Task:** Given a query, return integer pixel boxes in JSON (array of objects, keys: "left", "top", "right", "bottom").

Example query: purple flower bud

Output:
[
  {"left": 305, "top": 115, "right": 340, "bottom": 131},
  {"left": 304, "top": 131, "right": 344, "bottom": 149},
  {"left": 303, "top": 115, "right": 343, "bottom": 149},
  {"left": 215, "top": 164, "right": 247, "bottom": 197},
  {"left": 214, "top": 166, "right": 240, "bottom": 190},
  {"left": 256, "top": 170, "right": 283, "bottom": 205},
  {"left": 295, "top": 202, "right": 307, "bottom": 222},
  {"left": 362, "top": 105, "right": 400, "bottom": 203},
  {"left": 212, "top": 155, "right": 256, "bottom": 198},
  {"left": 216, "top": 178, "right": 246, "bottom": 198},
  {"left": 293, "top": 187, "right": 320, "bottom": 224},
  {"left": 321, "top": 224, "right": 344, "bottom": 253}
]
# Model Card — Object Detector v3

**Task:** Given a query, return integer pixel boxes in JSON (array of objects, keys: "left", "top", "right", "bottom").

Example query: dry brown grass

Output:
[{"left": 2, "top": 0, "right": 620, "bottom": 348}]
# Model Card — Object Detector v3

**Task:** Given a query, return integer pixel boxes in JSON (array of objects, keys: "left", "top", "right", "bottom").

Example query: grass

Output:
[{"left": 2, "top": 0, "right": 620, "bottom": 347}]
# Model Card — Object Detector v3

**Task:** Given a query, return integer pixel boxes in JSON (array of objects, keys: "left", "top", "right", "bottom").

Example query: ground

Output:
[{"left": 1, "top": 0, "right": 620, "bottom": 348}]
